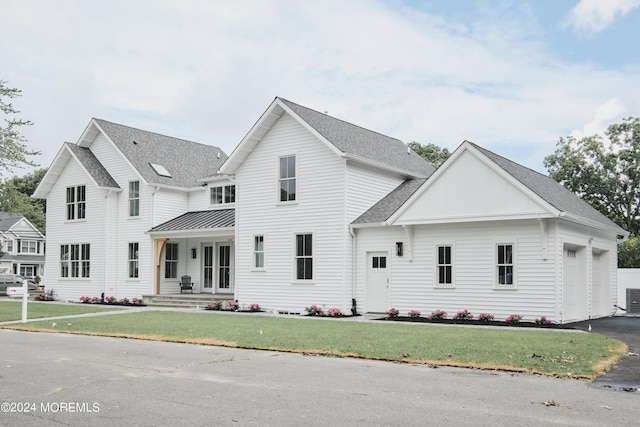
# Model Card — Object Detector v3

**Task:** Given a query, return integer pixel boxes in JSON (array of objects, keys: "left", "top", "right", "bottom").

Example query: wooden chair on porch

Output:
[{"left": 180, "top": 275, "right": 193, "bottom": 294}]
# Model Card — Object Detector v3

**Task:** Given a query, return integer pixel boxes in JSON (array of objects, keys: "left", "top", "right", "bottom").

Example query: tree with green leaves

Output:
[
  {"left": 544, "top": 117, "right": 640, "bottom": 267},
  {"left": 0, "top": 168, "right": 47, "bottom": 232},
  {"left": 1, "top": 80, "right": 40, "bottom": 174},
  {"left": 408, "top": 141, "right": 451, "bottom": 168}
]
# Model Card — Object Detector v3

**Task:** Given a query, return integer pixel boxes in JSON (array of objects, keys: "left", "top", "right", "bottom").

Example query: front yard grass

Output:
[
  {"left": 0, "top": 300, "right": 125, "bottom": 322},
  {"left": 2, "top": 309, "right": 626, "bottom": 378}
]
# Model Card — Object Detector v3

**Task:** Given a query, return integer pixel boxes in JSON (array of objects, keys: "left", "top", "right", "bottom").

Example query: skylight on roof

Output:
[{"left": 150, "top": 163, "right": 172, "bottom": 178}]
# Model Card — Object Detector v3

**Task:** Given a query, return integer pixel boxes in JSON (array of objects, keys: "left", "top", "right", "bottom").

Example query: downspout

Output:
[
  {"left": 538, "top": 217, "right": 548, "bottom": 261},
  {"left": 102, "top": 190, "right": 113, "bottom": 297},
  {"left": 349, "top": 225, "right": 358, "bottom": 315}
]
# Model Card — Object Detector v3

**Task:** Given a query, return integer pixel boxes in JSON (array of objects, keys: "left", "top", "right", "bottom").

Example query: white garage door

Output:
[
  {"left": 591, "top": 252, "right": 609, "bottom": 317},
  {"left": 563, "top": 247, "right": 579, "bottom": 322}
]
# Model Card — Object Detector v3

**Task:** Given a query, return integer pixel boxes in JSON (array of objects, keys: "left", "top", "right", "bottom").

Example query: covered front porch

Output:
[{"left": 148, "top": 209, "right": 236, "bottom": 297}]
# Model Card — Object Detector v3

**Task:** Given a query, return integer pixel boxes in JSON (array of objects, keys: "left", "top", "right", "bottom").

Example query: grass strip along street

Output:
[
  {"left": 1, "top": 305, "right": 625, "bottom": 379},
  {"left": 0, "top": 301, "right": 124, "bottom": 322}
]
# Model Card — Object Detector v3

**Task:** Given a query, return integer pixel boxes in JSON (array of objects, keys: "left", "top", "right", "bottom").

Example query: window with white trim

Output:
[
  {"left": 129, "top": 181, "right": 140, "bottom": 217},
  {"left": 437, "top": 245, "right": 452, "bottom": 285},
  {"left": 497, "top": 244, "right": 514, "bottom": 286},
  {"left": 295, "top": 233, "right": 312, "bottom": 280},
  {"left": 66, "top": 185, "right": 86, "bottom": 220},
  {"left": 128, "top": 242, "right": 139, "bottom": 278},
  {"left": 60, "top": 244, "right": 90, "bottom": 278},
  {"left": 254, "top": 235, "right": 264, "bottom": 269},
  {"left": 279, "top": 155, "right": 296, "bottom": 202},
  {"left": 4, "top": 240, "right": 13, "bottom": 253},
  {"left": 19, "top": 240, "right": 41, "bottom": 254},
  {"left": 210, "top": 185, "right": 236, "bottom": 205},
  {"left": 164, "top": 243, "right": 178, "bottom": 279}
]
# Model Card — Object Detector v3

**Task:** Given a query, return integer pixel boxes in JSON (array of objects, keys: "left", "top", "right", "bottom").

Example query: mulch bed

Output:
[{"left": 379, "top": 316, "right": 576, "bottom": 329}]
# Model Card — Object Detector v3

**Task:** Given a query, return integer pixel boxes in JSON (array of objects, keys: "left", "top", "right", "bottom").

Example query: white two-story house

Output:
[
  {"left": 0, "top": 212, "right": 45, "bottom": 279},
  {"left": 34, "top": 97, "right": 627, "bottom": 323}
]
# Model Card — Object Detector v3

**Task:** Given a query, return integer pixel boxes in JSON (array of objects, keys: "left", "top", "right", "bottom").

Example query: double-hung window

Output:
[
  {"left": 437, "top": 245, "right": 452, "bottom": 286},
  {"left": 253, "top": 235, "right": 264, "bottom": 269},
  {"left": 164, "top": 243, "right": 178, "bottom": 279},
  {"left": 279, "top": 155, "right": 296, "bottom": 202},
  {"left": 66, "top": 185, "right": 86, "bottom": 220},
  {"left": 60, "top": 244, "right": 90, "bottom": 278},
  {"left": 129, "top": 181, "right": 140, "bottom": 217},
  {"left": 497, "top": 244, "right": 514, "bottom": 286},
  {"left": 295, "top": 233, "right": 312, "bottom": 280},
  {"left": 128, "top": 243, "right": 139, "bottom": 278}
]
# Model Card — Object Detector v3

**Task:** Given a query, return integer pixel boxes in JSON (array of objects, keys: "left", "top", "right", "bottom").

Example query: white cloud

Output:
[
  {"left": 2, "top": 0, "right": 640, "bottom": 177},
  {"left": 567, "top": 0, "right": 640, "bottom": 32},
  {"left": 570, "top": 99, "right": 628, "bottom": 139}
]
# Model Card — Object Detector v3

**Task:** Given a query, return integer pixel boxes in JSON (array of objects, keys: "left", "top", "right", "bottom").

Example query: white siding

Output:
[
  {"left": 396, "top": 150, "right": 549, "bottom": 223},
  {"left": 235, "top": 113, "right": 350, "bottom": 313},
  {"left": 356, "top": 220, "right": 561, "bottom": 321}
]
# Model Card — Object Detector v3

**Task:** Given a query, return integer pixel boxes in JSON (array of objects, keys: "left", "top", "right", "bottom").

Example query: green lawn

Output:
[
  {"left": 0, "top": 300, "right": 125, "bottom": 322},
  {"left": 2, "top": 308, "right": 626, "bottom": 378}
]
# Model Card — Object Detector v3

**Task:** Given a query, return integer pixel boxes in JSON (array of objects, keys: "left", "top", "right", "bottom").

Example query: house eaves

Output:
[
  {"left": 81, "top": 119, "right": 228, "bottom": 189},
  {"left": 221, "top": 97, "right": 435, "bottom": 179},
  {"left": 33, "top": 142, "right": 121, "bottom": 199}
]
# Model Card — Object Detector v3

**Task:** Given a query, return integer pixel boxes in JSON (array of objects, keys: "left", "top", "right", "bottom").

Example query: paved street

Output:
[{"left": 1, "top": 329, "right": 638, "bottom": 426}]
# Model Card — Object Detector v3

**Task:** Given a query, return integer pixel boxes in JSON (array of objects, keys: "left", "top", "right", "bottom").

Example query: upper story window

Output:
[
  {"left": 129, "top": 181, "right": 140, "bottom": 217},
  {"left": 66, "top": 185, "right": 86, "bottom": 220},
  {"left": 437, "top": 245, "right": 452, "bottom": 286},
  {"left": 210, "top": 185, "right": 236, "bottom": 205},
  {"left": 279, "top": 155, "right": 296, "bottom": 202},
  {"left": 165, "top": 243, "right": 178, "bottom": 279},
  {"left": 4, "top": 240, "right": 13, "bottom": 253},
  {"left": 19, "top": 240, "right": 41, "bottom": 254},
  {"left": 497, "top": 244, "right": 514, "bottom": 286}
]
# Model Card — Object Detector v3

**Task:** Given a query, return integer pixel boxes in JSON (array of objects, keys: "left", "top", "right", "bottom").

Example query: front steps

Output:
[{"left": 143, "top": 294, "right": 233, "bottom": 309}]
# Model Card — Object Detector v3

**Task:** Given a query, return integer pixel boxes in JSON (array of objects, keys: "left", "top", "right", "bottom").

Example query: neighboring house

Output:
[
  {"left": 0, "top": 212, "right": 45, "bottom": 279},
  {"left": 33, "top": 98, "right": 628, "bottom": 323}
]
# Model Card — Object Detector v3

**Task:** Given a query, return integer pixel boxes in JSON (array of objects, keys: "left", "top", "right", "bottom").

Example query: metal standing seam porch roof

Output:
[{"left": 148, "top": 209, "right": 235, "bottom": 234}]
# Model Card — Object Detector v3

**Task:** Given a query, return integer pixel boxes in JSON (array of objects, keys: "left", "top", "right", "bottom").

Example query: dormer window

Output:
[
  {"left": 210, "top": 185, "right": 235, "bottom": 205},
  {"left": 66, "top": 185, "right": 86, "bottom": 220}
]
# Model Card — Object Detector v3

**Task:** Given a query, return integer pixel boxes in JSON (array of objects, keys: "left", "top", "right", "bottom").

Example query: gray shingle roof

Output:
[
  {"left": 468, "top": 142, "right": 622, "bottom": 230},
  {"left": 94, "top": 119, "right": 228, "bottom": 188},
  {"left": 353, "top": 142, "right": 624, "bottom": 232},
  {"left": 279, "top": 98, "right": 435, "bottom": 177},
  {"left": 66, "top": 143, "right": 120, "bottom": 189},
  {"left": 149, "top": 209, "right": 235, "bottom": 232},
  {"left": 0, "top": 212, "right": 24, "bottom": 231},
  {"left": 352, "top": 178, "right": 426, "bottom": 224}
]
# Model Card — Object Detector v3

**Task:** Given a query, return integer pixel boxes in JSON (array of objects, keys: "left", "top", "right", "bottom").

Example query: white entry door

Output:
[
  {"left": 563, "top": 246, "right": 578, "bottom": 322},
  {"left": 366, "top": 251, "right": 389, "bottom": 313},
  {"left": 217, "top": 243, "right": 233, "bottom": 293},
  {"left": 203, "top": 245, "right": 214, "bottom": 293}
]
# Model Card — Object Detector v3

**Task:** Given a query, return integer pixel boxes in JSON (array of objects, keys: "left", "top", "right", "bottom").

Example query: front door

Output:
[
  {"left": 203, "top": 245, "right": 214, "bottom": 293},
  {"left": 217, "top": 243, "right": 233, "bottom": 293},
  {"left": 366, "top": 251, "right": 389, "bottom": 313}
]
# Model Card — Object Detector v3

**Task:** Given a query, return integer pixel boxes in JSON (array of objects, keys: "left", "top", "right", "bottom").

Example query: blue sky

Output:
[{"left": 3, "top": 0, "right": 640, "bottom": 177}]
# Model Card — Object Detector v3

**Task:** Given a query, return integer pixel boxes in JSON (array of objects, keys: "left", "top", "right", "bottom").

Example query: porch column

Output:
[{"left": 153, "top": 238, "right": 168, "bottom": 294}]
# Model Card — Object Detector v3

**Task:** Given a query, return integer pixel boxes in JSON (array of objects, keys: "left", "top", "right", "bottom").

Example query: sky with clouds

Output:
[{"left": 3, "top": 0, "right": 640, "bottom": 178}]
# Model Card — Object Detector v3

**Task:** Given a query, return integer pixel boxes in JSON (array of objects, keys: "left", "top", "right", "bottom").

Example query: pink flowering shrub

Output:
[
  {"left": 535, "top": 316, "right": 553, "bottom": 325},
  {"left": 477, "top": 313, "right": 495, "bottom": 323},
  {"left": 453, "top": 310, "right": 473, "bottom": 321},
  {"left": 327, "top": 308, "right": 344, "bottom": 317},
  {"left": 427, "top": 309, "right": 448, "bottom": 320},
  {"left": 306, "top": 305, "right": 325, "bottom": 316},
  {"left": 249, "top": 303, "right": 261, "bottom": 312},
  {"left": 206, "top": 300, "right": 222, "bottom": 310},
  {"left": 505, "top": 314, "right": 522, "bottom": 326},
  {"left": 408, "top": 310, "right": 421, "bottom": 318},
  {"left": 228, "top": 300, "right": 239, "bottom": 311},
  {"left": 386, "top": 308, "right": 400, "bottom": 318}
]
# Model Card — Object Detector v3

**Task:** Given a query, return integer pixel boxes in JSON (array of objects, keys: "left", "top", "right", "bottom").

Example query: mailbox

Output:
[{"left": 7, "top": 286, "right": 27, "bottom": 297}]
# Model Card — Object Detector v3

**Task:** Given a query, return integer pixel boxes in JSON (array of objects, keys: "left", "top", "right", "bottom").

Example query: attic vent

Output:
[{"left": 149, "top": 163, "right": 172, "bottom": 178}]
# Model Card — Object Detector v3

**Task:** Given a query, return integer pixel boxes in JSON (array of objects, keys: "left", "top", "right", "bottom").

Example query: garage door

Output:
[{"left": 591, "top": 252, "right": 609, "bottom": 318}]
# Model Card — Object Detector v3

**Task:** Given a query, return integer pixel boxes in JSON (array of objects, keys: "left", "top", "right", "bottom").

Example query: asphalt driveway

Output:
[{"left": 573, "top": 316, "right": 640, "bottom": 392}]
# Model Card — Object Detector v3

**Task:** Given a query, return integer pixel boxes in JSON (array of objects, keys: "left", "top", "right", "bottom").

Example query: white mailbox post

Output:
[{"left": 7, "top": 279, "right": 28, "bottom": 323}]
